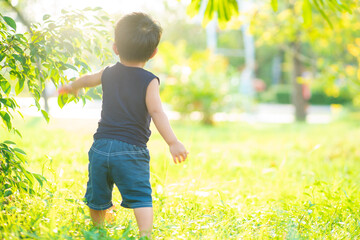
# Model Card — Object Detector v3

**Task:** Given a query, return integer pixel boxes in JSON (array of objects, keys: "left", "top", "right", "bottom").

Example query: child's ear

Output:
[
  {"left": 149, "top": 48, "right": 158, "bottom": 59},
  {"left": 112, "top": 43, "right": 119, "bottom": 55}
]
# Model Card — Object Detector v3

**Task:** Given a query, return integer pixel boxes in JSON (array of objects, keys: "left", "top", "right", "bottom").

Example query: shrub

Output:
[
  {"left": 155, "top": 42, "right": 234, "bottom": 125},
  {"left": 258, "top": 84, "right": 353, "bottom": 105},
  {"left": 309, "top": 88, "right": 352, "bottom": 105},
  {"left": 257, "top": 85, "right": 291, "bottom": 104},
  {"left": 0, "top": 9, "right": 112, "bottom": 199}
]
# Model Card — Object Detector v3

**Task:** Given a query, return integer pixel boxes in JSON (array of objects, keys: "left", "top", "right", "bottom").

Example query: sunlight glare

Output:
[{"left": 30, "top": 0, "right": 173, "bottom": 21}]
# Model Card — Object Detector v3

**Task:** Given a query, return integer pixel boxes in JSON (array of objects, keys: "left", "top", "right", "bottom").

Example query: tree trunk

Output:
[
  {"left": 291, "top": 41, "right": 307, "bottom": 122},
  {"left": 239, "top": 23, "right": 255, "bottom": 98},
  {"left": 272, "top": 52, "right": 282, "bottom": 85},
  {"left": 43, "top": 86, "right": 49, "bottom": 112}
]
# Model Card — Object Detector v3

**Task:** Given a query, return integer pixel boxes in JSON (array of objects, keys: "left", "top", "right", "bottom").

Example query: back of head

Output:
[{"left": 115, "top": 12, "right": 162, "bottom": 62}]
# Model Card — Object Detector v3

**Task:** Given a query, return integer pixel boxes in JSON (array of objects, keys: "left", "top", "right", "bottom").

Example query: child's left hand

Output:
[{"left": 169, "top": 140, "right": 188, "bottom": 164}]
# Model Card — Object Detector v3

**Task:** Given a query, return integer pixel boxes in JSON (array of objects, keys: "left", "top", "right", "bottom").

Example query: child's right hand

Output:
[
  {"left": 58, "top": 84, "right": 78, "bottom": 96},
  {"left": 169, "top": 140, "right": 188, "bottom": 164}
]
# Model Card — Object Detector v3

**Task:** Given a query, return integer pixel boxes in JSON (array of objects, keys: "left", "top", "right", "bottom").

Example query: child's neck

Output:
[{"left": 120, "top": 59, "right": 146, "bottom": 68}]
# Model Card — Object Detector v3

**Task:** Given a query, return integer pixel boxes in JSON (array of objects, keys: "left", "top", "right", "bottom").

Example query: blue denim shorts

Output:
[{"left": 84, "top": 138, "right": 152, "bottom": 210}]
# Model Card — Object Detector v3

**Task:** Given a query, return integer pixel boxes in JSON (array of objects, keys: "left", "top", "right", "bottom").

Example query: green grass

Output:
[{"left": 1, "top": 118, "right": 360, "bottom": 239}]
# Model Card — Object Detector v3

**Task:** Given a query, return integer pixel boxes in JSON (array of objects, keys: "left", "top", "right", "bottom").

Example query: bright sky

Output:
[{"left": 26, "top": 0, "right": 190, "bottom": 21}]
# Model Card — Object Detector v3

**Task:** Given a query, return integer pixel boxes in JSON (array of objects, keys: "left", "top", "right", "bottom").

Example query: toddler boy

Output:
[{"left": 59, "top": 12, "right": 188, "bottom": 238}]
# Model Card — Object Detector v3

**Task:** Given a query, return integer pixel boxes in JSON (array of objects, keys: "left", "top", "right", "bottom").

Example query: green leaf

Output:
[
  {"left": 12, "top": 54, "right": 25, "bottom": 64},
  {"left": 63, "top": 42, "right": 74, "bottom": 53},
  {"left": 81, "top": 95, "right": 86, "bottom": 106},
  {"left": 8, "top": 59, "right": 16, "bottom": 69},
  {"left": 23, "top": 171, "right": 34, "bottom": 185},
  {"left": 0, "top": 98, "right": 15, "bottom": 109},
  {"left": 13, "top": 45, "right": 23, "bottom": 54},
  {"left": 303, "top": 0, "right": 312, "bottom": 27},
  {"left": 4, "top": 140, "right": 16, "bottom": 145},
  {"left": 271, "top": 0, "right": 278, "bottom": 12},
  {"left": 2, "top": 16, "right": 17, "bottom": 31},
  {"left": 34, "top": 99, "right": 41, "bottom": 110},
  {"left": 94, "top": 46, "right": 100, "bottom": 56},
  {"left": 78, "top": 206, "right": 85, "bottom": 214},
  {"left": 0, "top": 53, "right": 5, "bottom": 62},
  {"left": 58, "top": 93, "right": 68, "bottom": 109},
  {"left": 217, "top": 0, "right": 225, "bottom": 24},
  {"left": 13, "top": 147, "right": 26, "bottom": 155},
  {"left": 100, "top": 15, "right": 110, "bottom": 21},
  {"left": 63, "top": 63, "right": 78, "bottom": 71},
  {"left": 14, "top": 150, "right": 26, "bottom": 162},
  {"left": 337, "top": 2, "right": 352, "bottom": 14},
  {"left": 32, "top": 173, "right": 46, "bottom": 187},
  {"left": 202, "top": 0, "right": 215, "bottom": 27},
  {"left": 4, "top": 183, "right": 12, "bottom": 190},
  {"left": 313, "top": 0, "right": 333, "bottom": 28},
  {"left": 32, "top": 88, "right": 41, "bottom": 102},
  {"left": 0, "top": 111, "right": 12, "bottom": 131},
  {"left": 15, "top": 78, "right": 25, "bottom": 95},
  {"left": 43, "top": 14, "right": 51, "bottom": 21},
  {"left": 41, "top": 110, "right": 50, "bottom": 123},
  {"left": 217, "top": 0, "right": 238, "bottom": 28},
  {"left": 13, "top": 128, "right": 22, "bottom": 137},
  {"left": 76, "top": 59, "right": 91, "bottom": 71},
  {"left": 17, "top": 110, "right": 24, "bottom": 119},
  {"left": 4, "top": 189, "right": 13, "bottom": 197},
  {"left": 0, "top": 79, "right": 11, "bottom": 95},
  {"left": 187, "top": 0, "right": 202, "bottom": 17},
  {"left": 48, "top": 23, "right": 56, "bottom": 30}
]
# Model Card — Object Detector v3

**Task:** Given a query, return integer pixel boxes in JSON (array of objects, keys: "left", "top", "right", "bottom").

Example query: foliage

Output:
[
  {"left": 1, "top": 118, "right": 360, "bottom": 238},
  {"left": 187, "top": 0, "right": 239, "bottom": 29},
  {"left": 346, "top": 38, "right": 360, "bottom": 106},
  {"left": 187, "top": 0, "right": 355, "bottom": 28},
  {"left": 272, "top": 0, "right": 353, "bottom": 28},
  {"left": 154, "top": 41, "right": 235, "bottom": 124},
  {"left": 250, "top": 2, "right": 360, "bottom": 105},
  {"left": 310, "top": 88, "right": 353, "bottom": 105},
  {"left": 0, "top": 9, "right": 112, "bottom": 198},
  {"left": 0, "top": 140, "right": 45, "bottom": 198},
  {"left": 258, "top": 85, "right": 292, "bottom": 104},
  {"left": 186, "top": 0, "right": 358, "bottom": 122},
  {"left": 258, "top": 84, "right": 353, "bottom": 105}
]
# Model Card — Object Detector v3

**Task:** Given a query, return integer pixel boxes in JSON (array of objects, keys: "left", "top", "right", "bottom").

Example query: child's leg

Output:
[
  {"left": 133, "top": 207, "right": 153, "bottom": 238},
  {"left": 90, "top": 205, "right": 116, "bottom": 226}
]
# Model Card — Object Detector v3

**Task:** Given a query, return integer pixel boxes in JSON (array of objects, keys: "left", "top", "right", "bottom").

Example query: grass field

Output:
[{"left": 1, "top": 117, "right": 360, "bottom": 239}]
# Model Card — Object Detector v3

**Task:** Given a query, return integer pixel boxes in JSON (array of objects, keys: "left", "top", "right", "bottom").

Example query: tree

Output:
[
  {"left": 186, "top": 0, "right": 357, "bottom": 121},
  {"left": 2, "top": 0, "right": 53, "bottom": 111},
  {"left": 251, "top": 1, "right": 359, "bottom": 120},
  {"left": 0, "top": 8, "right": 112, "bottom": 198}
]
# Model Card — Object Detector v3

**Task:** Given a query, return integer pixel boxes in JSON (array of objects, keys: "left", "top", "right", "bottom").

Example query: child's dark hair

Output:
[{"left": 115, "top": 12, "right": 162, "bottom": 62}]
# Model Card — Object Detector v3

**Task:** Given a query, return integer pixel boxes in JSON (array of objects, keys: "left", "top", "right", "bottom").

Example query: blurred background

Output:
[
  {"left": 2, "top": 1, "right": 360, "bottom": 238},
  {"left": 1, "top": 0, "right": 360, "bottom": 125}
]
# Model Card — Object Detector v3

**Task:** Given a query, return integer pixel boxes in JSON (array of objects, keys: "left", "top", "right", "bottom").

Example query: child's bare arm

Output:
[
  {"left": 146, "top": 78, "right": 188, "bottom": 164},
  {"left": 59, "top": 69, "right": 104, "bottom": 96}
]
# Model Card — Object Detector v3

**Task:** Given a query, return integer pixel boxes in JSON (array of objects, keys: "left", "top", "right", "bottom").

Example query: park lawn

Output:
[{"left": 1, "top": 117, "right": 360, "bottom": 239}]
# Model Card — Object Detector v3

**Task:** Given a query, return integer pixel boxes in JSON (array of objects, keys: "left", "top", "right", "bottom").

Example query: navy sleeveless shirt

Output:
[{"left": 93, "top": 62, "right": 159, "bottom": 147}]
